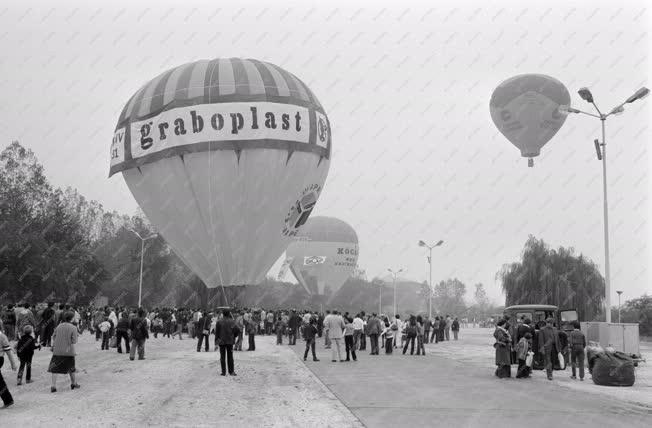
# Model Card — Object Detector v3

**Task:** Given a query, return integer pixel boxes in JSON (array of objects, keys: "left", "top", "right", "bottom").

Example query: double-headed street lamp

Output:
[
  {"left": 560, "top": 86, "right": 649, "bottom": 323},
  {"left": 387, "top": 268, "right": 404, "bottom": 318},
  {"left": 418, "top": 239, "right": 444, "bottom": 319},
  {"left": 129, "top": 229, "right": 158, "bottom": 308}
]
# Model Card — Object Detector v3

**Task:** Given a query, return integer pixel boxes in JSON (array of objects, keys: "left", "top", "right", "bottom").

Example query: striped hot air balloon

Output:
[{"left": 109, "top": 58, "right": 331, "bottom": 289}]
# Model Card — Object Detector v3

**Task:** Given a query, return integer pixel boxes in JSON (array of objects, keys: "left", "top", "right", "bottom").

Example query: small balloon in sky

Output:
[
  {"left": 109, "top": 58, "right": 331, "bottom": 289},
  {"left": 285, "top": 216, "right": 358, "bottom": 302},
  {"left": 490, "top": 74, "right": 571, "bottom": 167}
]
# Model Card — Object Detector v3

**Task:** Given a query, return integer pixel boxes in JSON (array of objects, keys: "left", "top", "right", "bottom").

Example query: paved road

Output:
[{"left": 290, "top": 330, "right": 651, "bottom": 428}]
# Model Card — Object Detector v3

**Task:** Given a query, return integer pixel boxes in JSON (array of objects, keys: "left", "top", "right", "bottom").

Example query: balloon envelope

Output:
[
  {"left": 109, "top": 58, "right": 331, "bottom": 288},
  {"left": 490, "top": 74, "right": 570, "bottom": 165},
  {"left": 285, "top": 216, "right": 358, "bottom": 300}
]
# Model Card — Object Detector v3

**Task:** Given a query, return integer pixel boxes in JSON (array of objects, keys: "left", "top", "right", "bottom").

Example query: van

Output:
[{"left": 503, "top": 304, "right": 578, "bottom": 331}]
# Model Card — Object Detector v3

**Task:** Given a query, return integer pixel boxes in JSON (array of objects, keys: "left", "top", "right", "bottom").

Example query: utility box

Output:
[{"left": 580, "top": 322, "right": 640, "bottom": 356}]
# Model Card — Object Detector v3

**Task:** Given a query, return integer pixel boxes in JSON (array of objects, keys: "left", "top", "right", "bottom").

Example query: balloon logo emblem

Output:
[
  {"left": 304, "top": 256, "right": 326, "bottom": 266},
  {"left": 282, "top": 186, "right": 320, "bottom": 237},
  {"left": 318, "top": 118, "right": 328, "bottom": 143}
]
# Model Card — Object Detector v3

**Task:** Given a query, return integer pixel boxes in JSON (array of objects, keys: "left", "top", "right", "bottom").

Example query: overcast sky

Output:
[{"left": 1, "top": 0, "right": 650, "bottom": 305}]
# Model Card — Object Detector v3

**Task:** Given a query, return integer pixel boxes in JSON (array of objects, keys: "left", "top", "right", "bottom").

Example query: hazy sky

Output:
[{"left": 1, "top": 0, "right": 650, "bottom": 305}]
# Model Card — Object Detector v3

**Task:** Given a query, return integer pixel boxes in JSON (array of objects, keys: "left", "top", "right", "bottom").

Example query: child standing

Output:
[
  {"left": 569, "top": 321, "right": 586, "bottom": 381},
  {"left": 515, "top": 332, "right": 532, "bottom": 378},
  {"left": 16, "top": 325, "right": 40, "bottom": 385}
]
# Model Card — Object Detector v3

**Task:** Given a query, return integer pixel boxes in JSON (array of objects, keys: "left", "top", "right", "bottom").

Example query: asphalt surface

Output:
[{"left": 289, "top": 329, "right": 652, "bottom": 428}]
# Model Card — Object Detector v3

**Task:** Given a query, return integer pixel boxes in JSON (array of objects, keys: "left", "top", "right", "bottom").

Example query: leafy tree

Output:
[{"left": 499, "top": 235, "right": 605, "bottom": 321}]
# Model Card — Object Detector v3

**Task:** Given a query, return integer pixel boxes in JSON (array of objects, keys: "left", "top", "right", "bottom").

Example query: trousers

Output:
[{"left": 219, "top": 344, "right": 234, "bottom": 374}]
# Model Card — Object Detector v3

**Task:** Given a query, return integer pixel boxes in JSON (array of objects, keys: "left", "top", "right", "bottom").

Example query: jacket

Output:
[
  {"left": 366, "top": 317, "right": 382, "bottom": 335},
  {"left": 515, "top": 337, "right": 530, "bottom": 361},
  {"left": 569, "top": 329, "right": 586, "bottom": 350},
  {"left": 538, "top": 325, "right": 561, "bottom": 352},
  {"left": 17, "top": 334, "right": 40, "bottom": 359},
  {"left": 215, "top": 317, "right": 240, "bottom": 345},
  {"left": 198, "top": 316, "right": 212, "bottom": 334},
  {"left": 51, "top": 322, "right": 78, "bottom": 356},
  {"left": 303, "top": 324, "right": 318, "bottom": 341},
  {"left": 129, "top": 317, "right": 149, "bottom": 341},
  {"left": 323, "top": 314, "right": 345, "bottom": 339}
]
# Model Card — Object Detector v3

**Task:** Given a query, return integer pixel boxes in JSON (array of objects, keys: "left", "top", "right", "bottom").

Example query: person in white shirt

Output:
[
  {"left": 352, "top": 314, "right": 364, "bottom": 350},
  {"left": 392, "top": 315, "right": 403, "bottom": 348},
  {"left": 323, "top": 310, "right": 345, "bottom": 362},
  {"left": 322, "top": 311, "right": 332, "bottom": 349}
]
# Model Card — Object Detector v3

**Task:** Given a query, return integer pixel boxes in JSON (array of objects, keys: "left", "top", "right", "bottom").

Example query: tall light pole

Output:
[
  {"left": 129, "top": 229, "right": 158, "bottom": 308},
  {"left": 616, "top": 290, "right": 623, "bottom": 324},
  {"left": 418, "top": 239, "right": 444, "bottom": 319},
  {"left": 387, "top": 268, "right": 404, "bottom": 318},
  {"left": 560, "top": 86, "right": 649, "bottom": 323}
]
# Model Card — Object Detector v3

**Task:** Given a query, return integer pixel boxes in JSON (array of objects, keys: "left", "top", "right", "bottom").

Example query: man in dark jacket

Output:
[
  {"left": 539, "top": 318, "right": 562, "bottom": 380},
  {"left": 302, "top": 318, "right": 319, "bottom": 361},
  {"left": 197, "top": 311, "right": 211, "bottom": 352},
  {"left": 215, "top": 310, "right": 240, "bottom": 376},
  {"left": 129, "top": 309, "right": 149, "bottom": 361},
  {"left": 288, "top": 310, "right": 301, "bottom": 346},
  {"left": 116, "top": 313, "right": 131, "bottom": 354},
  {"left": 366, "top": 313, "right": 381, "bottom": 355},
  {"left": 39, "top": 303, "right": 56, "bottom": 347},
  {"left": 2, "top": 304, "right": 17, "bottom": 341}
]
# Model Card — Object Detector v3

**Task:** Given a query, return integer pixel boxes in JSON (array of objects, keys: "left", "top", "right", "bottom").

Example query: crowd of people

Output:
[
  {"left": 0, "top": 301, "right": 464, "bottom": 410},
  {"left": 493, "top": 315, "right": 586, "bottom": 382}
]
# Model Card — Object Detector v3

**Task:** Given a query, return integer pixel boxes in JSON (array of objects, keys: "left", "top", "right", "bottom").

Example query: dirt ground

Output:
[{"left": 1, "top": 332, "right": 362, "bottom": 427}]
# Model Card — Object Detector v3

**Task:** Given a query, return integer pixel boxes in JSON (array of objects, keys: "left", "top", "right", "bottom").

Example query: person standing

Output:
[
  {"left": 438, "top": 316, "right": 446, "bottom": 343},
  {"left": 234, "top": 312, "right": 244, "bottom": 351},
  {"left": 246, "top": 316, "right": 257, "bottom": 351},
  {"left": 288, "top": 310, "right": 301, "bottom": 346},
  {"left": 129, "top": 309, "right": 149, "bottom": 361},
  {"left": 569, "top": 321, "right": 586, "bottom": 381},
  {"left": 452, "top": 317, "right": 460, "bottom": 341},
  {"left": 0, "top": 319, "right": 17, "bottom": 408},
  {"left": 344, "top": 316, "right": 357, "bottom": 362},
  {"left": 515, "top": 332, "right": 532, "bottom": 379},
  {"left": 196, "top": 311, "right": 211, "bottom": 352},
  {"left": 493, "top": 319, "right": 512, "bottom": 378},
  {"left": 16, "top": 325, "right": 40, "bottom": 385},
  {"left": 302, "top": 318, "right": 319, "bottom": 362},
  {"left": 48, "top": 311, "right": 80, "bottom": 393},
  {"left": 366, "top": 313, "right": 381, "bottom": 355},
  {"left": 352, "top": 313, "right": 364, "bottom": 351},
  {"left": 324, "top": 310, "right": 345, "bottom": 362},
  {"left": 402, "top": 316, "right": 417, "bottom": 355},
  {"left": 2, "top": 305, "right": 17, "bottom": 342},
  {"left": 215, "top": 310, "right": 240, "bottom": 376},
  {"left": 381, "top": 318, "right": 394, "bottom": 354},
  {"left": 115, "top": 313, "right": 131, "bottom": 354},
  {"left": 322, "top": 311, "right": 332, "bottom": 349},
  {"left": 423, "top": 316, "right": 431, "bottom": 344},
  {"left": 358, "top": 312, "right": 367, "bottom": 351},
  {"left": 40, "top": 302, "right": 56, "bottom": 347},
  {"left": 392, "top": 315, "right": 402, "bottom": 349},
  {"left": 539, "top": 318, "right": 561, "bottom": 381},
  {"left": 415, "top": 315, "right": 426, "bottom": 355},
  {"left": 275, "top": 315, "right": 286, "bottom": 345},
  {"left": 265, "top": 311, "right": 274, "bottom": 336},
  {"left": 444, "top": 315, "right": 452, "bottom": 341}
]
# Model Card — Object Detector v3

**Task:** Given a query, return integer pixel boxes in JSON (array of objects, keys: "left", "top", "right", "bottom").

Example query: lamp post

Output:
[
  {"left": 129, "top": 229, "right": 158, "bottom": 308},
  {"left": 418, "top": 239, "right": 444, "bottom": 319},
  {"left": 559, "top": 86, "right": 649, "bottom": 323},
  {"left": 387, "top": 268, "right": 404, "bottom": 318},
  {"left": 616, "top": 290, "right": 623, "bottom": 324}
]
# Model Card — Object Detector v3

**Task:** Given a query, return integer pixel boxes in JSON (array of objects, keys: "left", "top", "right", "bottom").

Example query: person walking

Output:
[
  {"left": 344, "top": 316, "right": 357, "bottom": 362},
  {"left": 196, "top": 311, "right": 211, "bottom": 352},
  {"left": 40, "top": 302, "right": 56, "bottom": 347},
  {"left": 215, "top": 310, "right": 240, "bottom": 376},
  {"left": 115, "top": 313, "right": 131, "bottom": 354},
  {"left": 48, "top": 311, "right": 80, "bottom": 393},
  {"left": 539, "top": 318, "right": 561, "bottom": 381},
  {"left": 493, "top": 319, "right": 512, "bottom": 378},
  {"left": 302, "top": 318, "right": 319, "bottom": 362},
  {"left": 452, "top": 317, "right": 460, "bottom": 341},
  {"left": 0, "top": 319, "right": 17, "bottom": 408},
  {"left": 16, "top": 325, "right": 40, "bottom": 385},
  {"left": 366, "top": 313, "right": 381, "bottom": 355},
  {"left": 324, "top": 310, "right": 345, "bottom": 362},
  {"left": 129, "top": 309, "right": 149, "bottom": 361}
]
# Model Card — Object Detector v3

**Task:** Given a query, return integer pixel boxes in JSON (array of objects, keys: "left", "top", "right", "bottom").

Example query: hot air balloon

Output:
[
  {"left": 109, "top": 58, "right": 331, "bottom": 289},
  {"left": 284, "top": 216, "right": 358, "bottom": 302},
  {"left": 490, "top": 74, "right": 570, "bottom": 167}
]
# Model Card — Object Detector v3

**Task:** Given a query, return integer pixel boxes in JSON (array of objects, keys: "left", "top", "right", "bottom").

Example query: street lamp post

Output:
[
  {"left": 616, "top": 290, "right": 623, "bottom": 324},
  {"left": 418, "top": 239, "right": 444, "bottom": 319},
  {"left": 387, "top": 268, "right": 404, "bottom": 318},
  {"left": 560, "top": 86, "right": 649, "bottom": 323},
  {"left": 129, "top": 229, "right": 158, "bottom": 308}
]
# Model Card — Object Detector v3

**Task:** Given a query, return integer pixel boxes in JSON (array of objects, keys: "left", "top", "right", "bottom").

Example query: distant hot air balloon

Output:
[
  {"left": 109, "top": 58, "right": 331, "bottom": 289},
  {"left": 490, "top": 74, "right": 570, "bottom": 167},
  {"left": 285, "top": 216, "right": 358, "bottom": 302}
]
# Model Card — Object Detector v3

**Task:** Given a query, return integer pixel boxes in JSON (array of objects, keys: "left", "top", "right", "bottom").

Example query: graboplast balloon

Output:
[
  {"left": 285, "top": 216, "right": 358, "bottom": 301},
  {"left": 109, "top": 58, "right": 331, "bottom": 288},
  {"left": 490, "top": 74, "right": 570, "bottom": 167}
]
